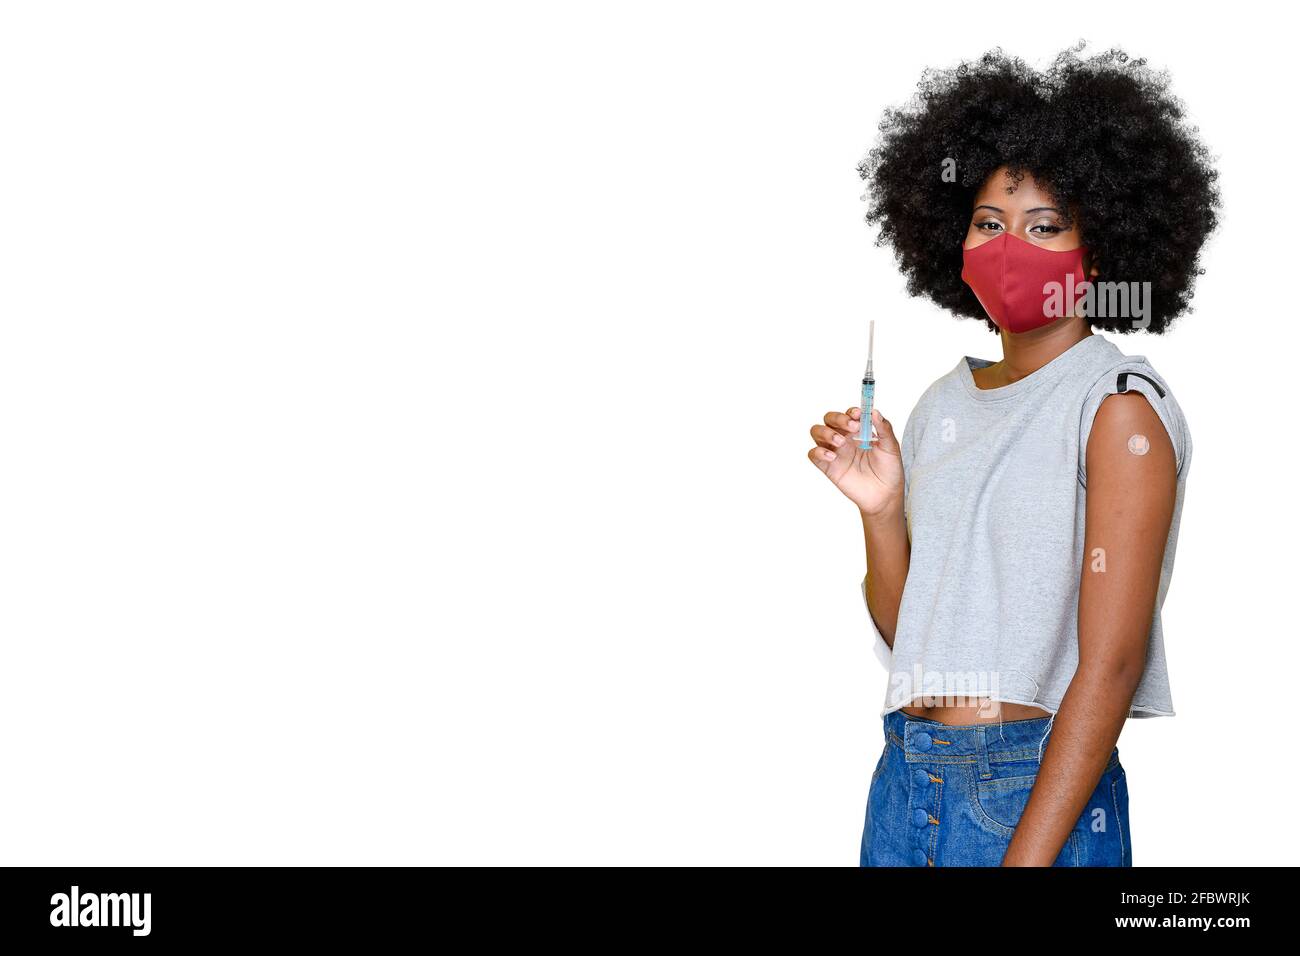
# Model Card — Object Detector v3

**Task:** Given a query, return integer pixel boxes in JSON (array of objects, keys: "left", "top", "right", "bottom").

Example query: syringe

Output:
[{"left": 858, "top": 319, "right": 875, "bottom": 450}]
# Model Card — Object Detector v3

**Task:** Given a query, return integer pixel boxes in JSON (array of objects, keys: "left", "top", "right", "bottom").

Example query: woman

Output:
[{"left": 809, "top": 46, "right": 1219, "bottom": 866}]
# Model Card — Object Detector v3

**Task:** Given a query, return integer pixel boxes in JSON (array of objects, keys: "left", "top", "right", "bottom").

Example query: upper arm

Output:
[
  {"left": 899, "top": 389, "right": 929, "bottom": 508},
  {"left": 1078, "top": 364, "right": 1189, "bottom": 487},
  {"left": 1078, "top": 391, "right": 1178, "bottom": 673},
  {"left": 899, "top": 415, "right": 914, "bottom": 505}
]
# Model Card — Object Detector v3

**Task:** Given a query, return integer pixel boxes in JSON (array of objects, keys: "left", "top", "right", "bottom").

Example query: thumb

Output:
[{"left": 870, "top": 409, "right": 901, "bottom": 454}]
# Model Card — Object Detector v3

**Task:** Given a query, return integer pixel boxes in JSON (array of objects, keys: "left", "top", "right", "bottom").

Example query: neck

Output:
[{"left": 994, "top": 316, "right": 1092, "bottom": 383}]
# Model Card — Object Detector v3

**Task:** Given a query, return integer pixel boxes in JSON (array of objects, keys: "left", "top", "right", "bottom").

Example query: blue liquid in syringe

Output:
[
  {"left": 858, "top": 377, "right": 875, "bottom": 450},
  {"left": 858, "top": 319, "right": 875, "bottom": 450}
]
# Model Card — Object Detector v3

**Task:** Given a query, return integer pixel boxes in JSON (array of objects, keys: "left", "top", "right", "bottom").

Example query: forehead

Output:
[{"left": 972, "top": 168, "right": 1060, "bottom": 209}]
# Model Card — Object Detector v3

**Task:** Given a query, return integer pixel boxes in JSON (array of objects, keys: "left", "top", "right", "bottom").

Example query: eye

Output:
[
  {"left": 975, "top": 221, "right": 1004, "bottom": 232},
  {"left": 1029, "top": 223, "right": 1064, "bottom": 235}
]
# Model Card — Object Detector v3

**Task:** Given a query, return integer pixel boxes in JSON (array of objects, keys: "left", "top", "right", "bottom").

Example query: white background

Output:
[{"left": 0, "top": 1, "right": 1291, "bottom": 865}]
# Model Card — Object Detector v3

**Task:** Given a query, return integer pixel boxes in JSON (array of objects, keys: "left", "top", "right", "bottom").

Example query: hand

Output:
[{"left": 808, "top": 406, "right": 904, "bottom": 516}]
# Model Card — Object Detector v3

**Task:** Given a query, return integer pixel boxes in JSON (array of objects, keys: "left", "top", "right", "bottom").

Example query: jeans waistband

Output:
[{"left": 882, "top": 707, "right": 1055, "bottom": 765}]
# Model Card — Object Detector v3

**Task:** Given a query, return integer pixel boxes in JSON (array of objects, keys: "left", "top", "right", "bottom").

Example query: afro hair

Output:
[{"left": 858, "top": 43, "right": 1220, "bottom": 334}]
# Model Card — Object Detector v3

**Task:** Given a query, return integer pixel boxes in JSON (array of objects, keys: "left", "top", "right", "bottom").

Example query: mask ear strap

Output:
[{"left": 1116, "top": 371, "right": 1166, "bottom": 399}]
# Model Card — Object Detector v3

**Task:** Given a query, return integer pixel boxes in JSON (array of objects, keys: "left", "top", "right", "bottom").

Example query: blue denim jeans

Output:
[{"left": 860, "top": 709, "right": 1132, "bottom": 866}]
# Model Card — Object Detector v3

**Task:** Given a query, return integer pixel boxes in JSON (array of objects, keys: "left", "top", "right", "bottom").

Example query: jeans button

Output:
[
  {"left": 913, "top": 768, "right": 930, "bottom": 787},
  {"left": 912, "top": 848, "right": 928, "bottom": 866},
  {"left": 913, "top": 732, "right": 932, "bottom": 752},
  {"left": 912, "top": 807, "right": 929, "bottom": 827}
]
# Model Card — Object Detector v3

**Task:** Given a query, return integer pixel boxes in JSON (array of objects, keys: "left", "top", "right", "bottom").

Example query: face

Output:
[{"left": 963, "top": 167, "right": 1092, "bottom": 270}]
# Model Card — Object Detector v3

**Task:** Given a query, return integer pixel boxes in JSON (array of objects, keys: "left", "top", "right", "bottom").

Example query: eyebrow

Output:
[{"left": 973, "top": 204, "right": 1065, "bottom": 215}]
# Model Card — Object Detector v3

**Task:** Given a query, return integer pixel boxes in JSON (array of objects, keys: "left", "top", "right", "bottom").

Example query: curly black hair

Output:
[{"left": 858, "top": 43, "right": 1220, "bottom": 334}]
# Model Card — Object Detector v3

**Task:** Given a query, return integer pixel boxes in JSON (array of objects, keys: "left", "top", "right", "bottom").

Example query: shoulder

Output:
[
  {"left": 1088, "top": 391, "right": 1175, "bottom": 470},
  {"left": 912, "top": 357, "right": 969, "bottom": 418},
  {"left": 1083, "top": 393, "right": 1179, "bottom": 543},
  {"left": 899, "top": 359, "right": 967, "bottom": 445},
  {"left": 1077, "top": 338, "right": 1192, "bottom": 486}
]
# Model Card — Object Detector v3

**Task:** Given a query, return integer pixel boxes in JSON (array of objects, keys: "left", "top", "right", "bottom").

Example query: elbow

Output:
[{"left": 1076, "top": 648, "right": 1146, "bottom": 699}]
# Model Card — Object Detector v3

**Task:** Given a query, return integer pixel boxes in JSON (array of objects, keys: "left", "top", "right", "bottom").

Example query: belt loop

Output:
[{"left": 975, "top": 726, "right": 992, "bottom": 779}]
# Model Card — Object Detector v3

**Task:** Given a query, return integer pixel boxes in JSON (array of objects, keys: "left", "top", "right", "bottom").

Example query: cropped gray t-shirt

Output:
[{"left": 861, "top": 333, "right": 1191, "bottom": 718}]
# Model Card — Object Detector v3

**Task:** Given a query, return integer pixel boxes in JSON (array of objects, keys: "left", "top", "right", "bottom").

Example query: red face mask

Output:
[{"left": 960, "top": 233, "right": 1090, "bottom": 333}]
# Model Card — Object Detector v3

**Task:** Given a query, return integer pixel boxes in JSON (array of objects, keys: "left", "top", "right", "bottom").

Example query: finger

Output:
[
  {"left": 807, "top": 445, "right": 838, "bottom": 468},
  {"left": 824, "top": 409, "right": 861, "bottom": 435},
  {"left": 810, "top": 423, "right": 849, "bottom": 451}
]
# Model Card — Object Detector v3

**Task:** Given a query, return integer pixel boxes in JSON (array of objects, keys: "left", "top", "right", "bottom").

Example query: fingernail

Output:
[
  {"left": 824, "top": 450, "right": 835, "bottom": 460},
  {"left": 832, "top": 434, "right": 843, "bottom": 445}
]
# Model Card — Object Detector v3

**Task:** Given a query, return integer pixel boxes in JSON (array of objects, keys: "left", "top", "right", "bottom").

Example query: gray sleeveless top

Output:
[{"left": 861, "top": 333, "right": 1191, "bottom": 718}]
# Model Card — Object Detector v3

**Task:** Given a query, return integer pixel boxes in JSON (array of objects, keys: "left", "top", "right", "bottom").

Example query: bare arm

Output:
[
  {"left": 809, "top": 405, "right": 909, "bottom": 644},
  {"left": 862, "top": 502, "right": 910, "bottom": 645},
  {"left": 1002, "top": 392, "right": 1177, "bottom": 866}
]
